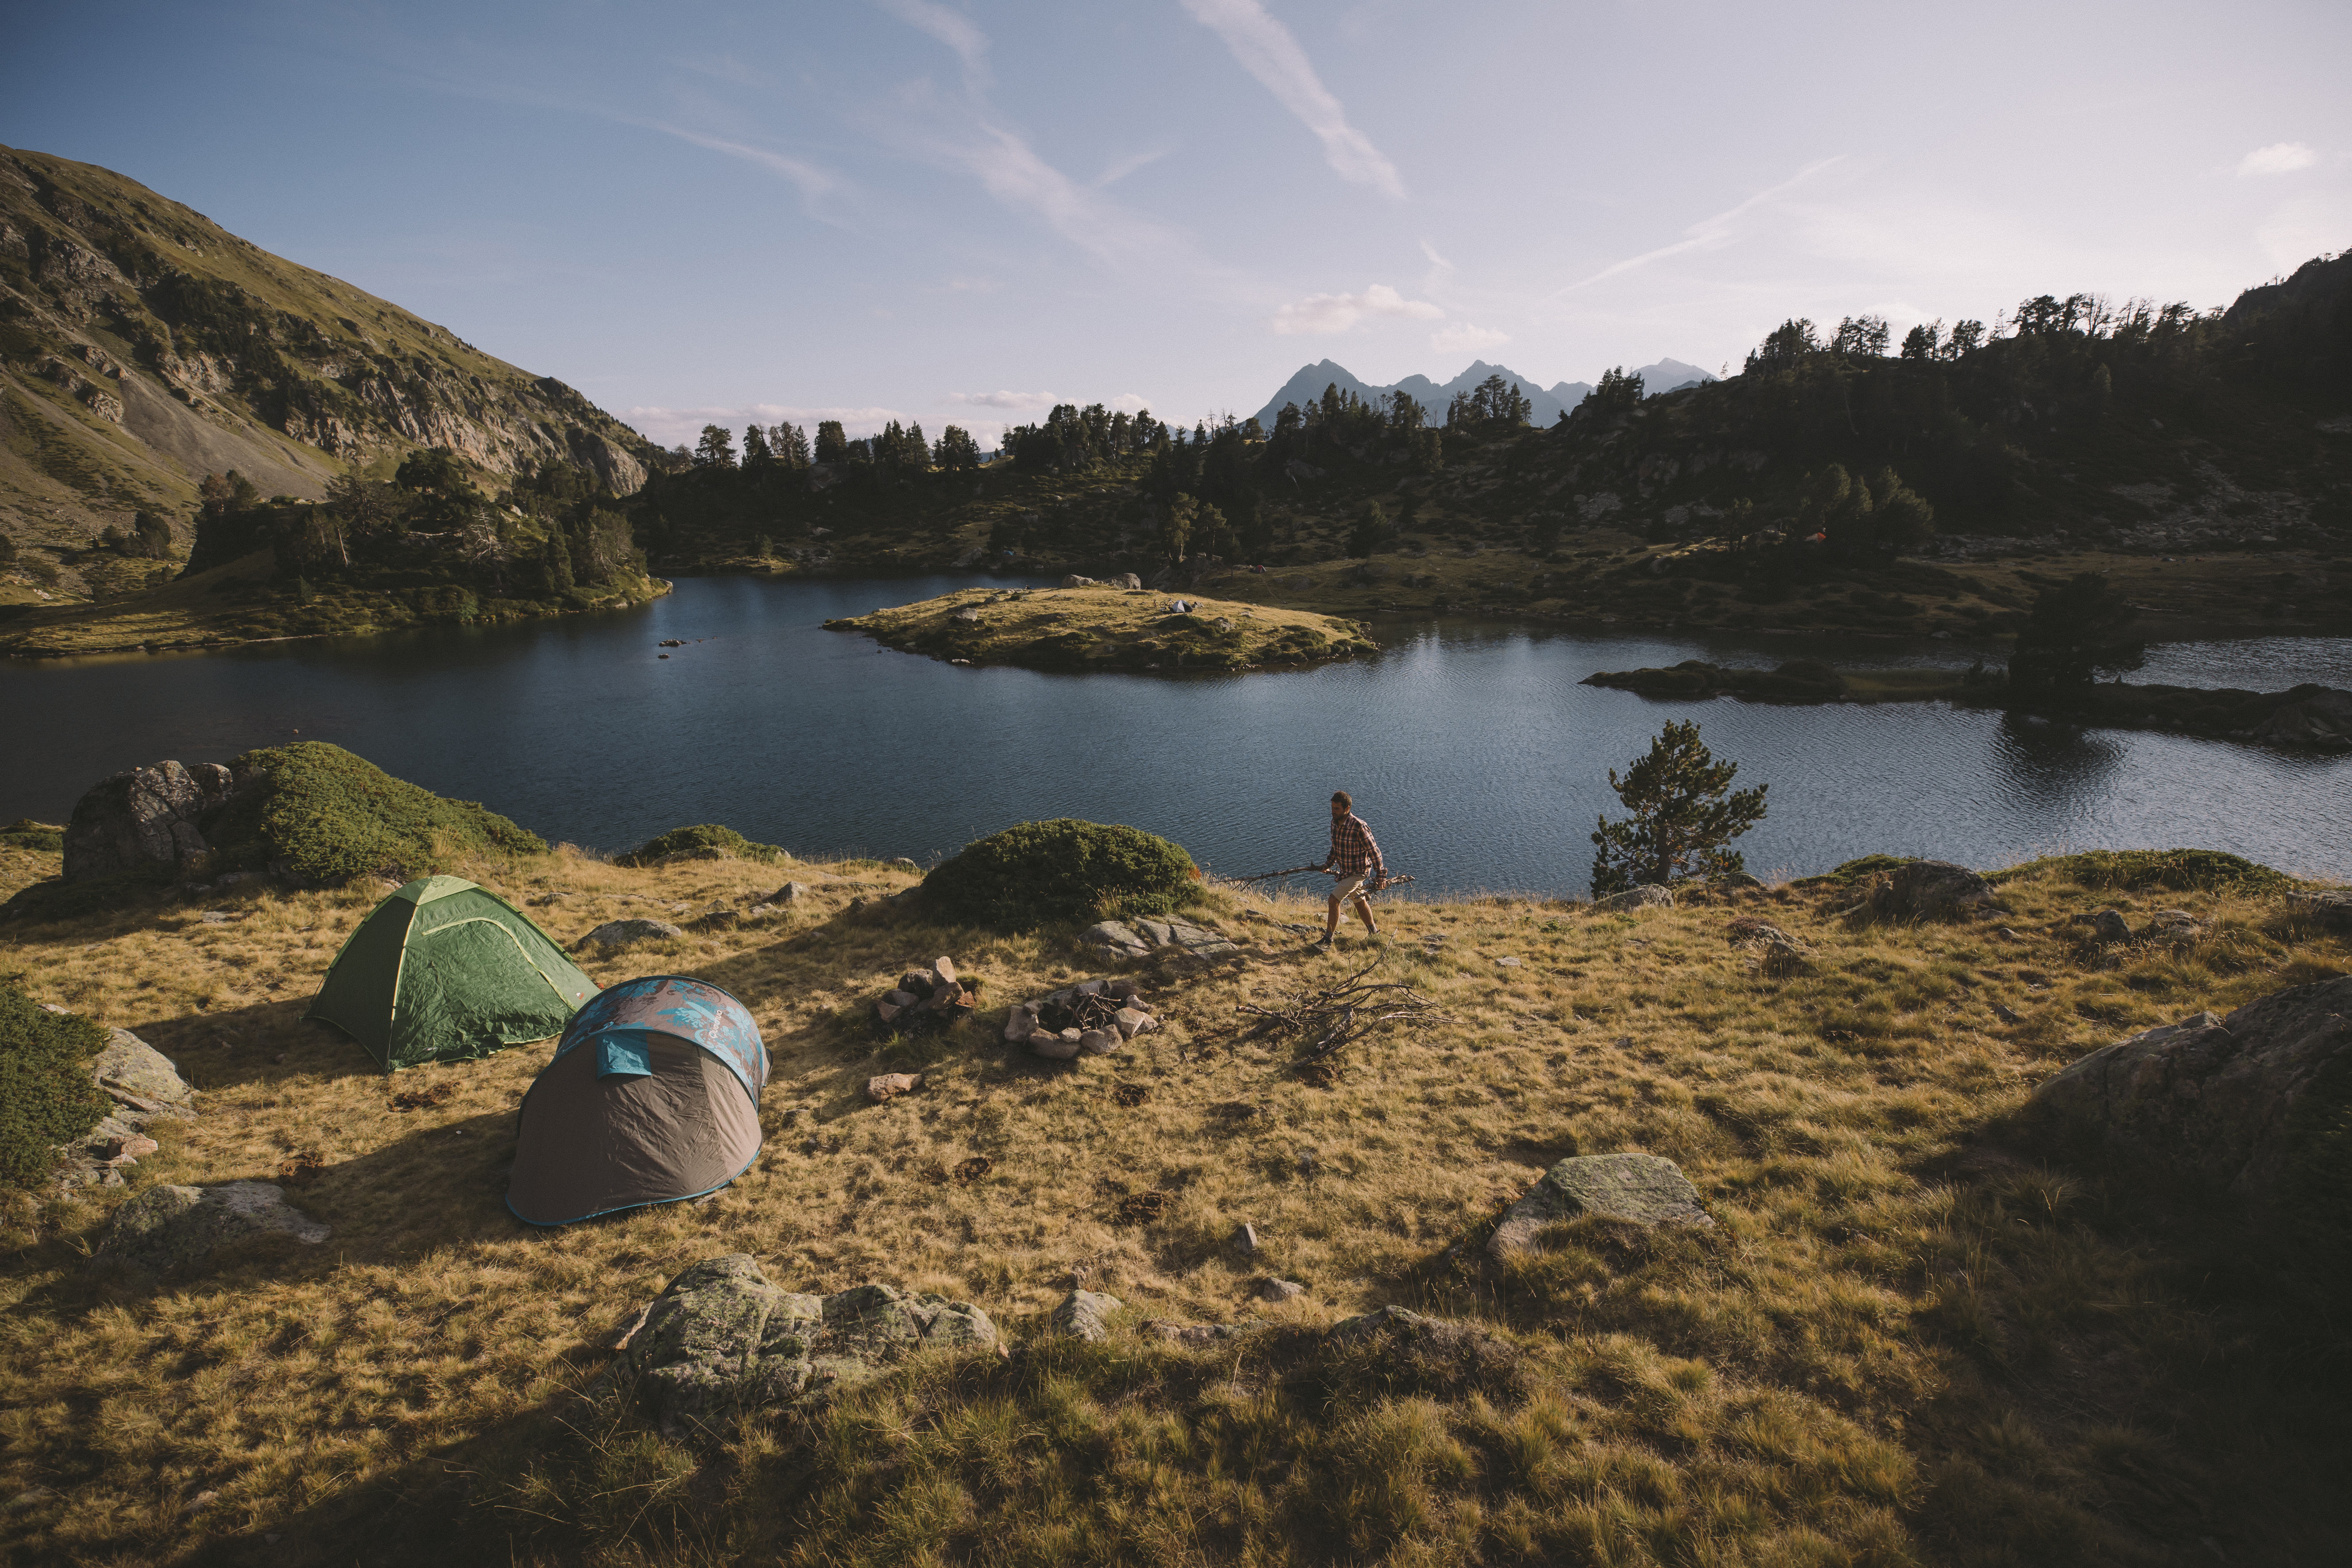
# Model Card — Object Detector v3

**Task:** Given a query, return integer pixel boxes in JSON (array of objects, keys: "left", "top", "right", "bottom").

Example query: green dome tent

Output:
[{"left": 307, "top": 876, "right": 597, "bottom": 1071}]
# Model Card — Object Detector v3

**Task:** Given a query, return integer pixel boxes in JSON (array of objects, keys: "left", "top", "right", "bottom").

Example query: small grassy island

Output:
[{"left": 825, "top": 582, "right": 1379, "bottom": 672}]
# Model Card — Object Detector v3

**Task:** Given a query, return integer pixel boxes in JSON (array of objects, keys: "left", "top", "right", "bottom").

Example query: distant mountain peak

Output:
[{"left": 1252, "top": 355, "right": 1716, "bottom": 430}]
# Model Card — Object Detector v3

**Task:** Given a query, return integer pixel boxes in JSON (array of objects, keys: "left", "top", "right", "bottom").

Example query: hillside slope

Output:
[{"left": 0, "top": 146, "right": 659, "bottom": 597}]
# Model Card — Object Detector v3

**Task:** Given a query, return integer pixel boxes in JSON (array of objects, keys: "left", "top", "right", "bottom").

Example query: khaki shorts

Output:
[{"left": 1331, "top": 873, "right": 1372, "bottom": 898}]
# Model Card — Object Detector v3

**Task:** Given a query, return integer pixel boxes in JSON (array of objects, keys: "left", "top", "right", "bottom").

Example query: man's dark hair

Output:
[{"left": 1332, "top": 791, "right": 1352, "bottom": 810}]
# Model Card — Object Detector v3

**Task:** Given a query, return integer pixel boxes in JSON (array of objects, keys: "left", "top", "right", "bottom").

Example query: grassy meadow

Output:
[{"left": 0, "top": 839, "right": 2347, "bottom": 1565}]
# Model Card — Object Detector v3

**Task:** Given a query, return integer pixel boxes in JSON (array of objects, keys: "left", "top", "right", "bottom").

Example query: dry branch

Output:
[{"left": 1238, "top": 959, "right": 1447, "bottom": 1074}]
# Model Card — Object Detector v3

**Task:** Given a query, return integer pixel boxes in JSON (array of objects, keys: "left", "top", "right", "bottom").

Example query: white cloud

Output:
[
  {"left": 1271, "top": 282, "right": 1443, "bottom": 334},
  {"left": 2238, "top": 142, "right": 2318, "bottom": 177},
  {"left": 949, "top": 389, "right": 1061, "bottom": 410},
  {"left": 1178, "top": 0, "right": 1405, "bottom": 200},
  {"left": 872, "top": 0, "right": 990, "bottom": 82},
  {"left": 646, "top": 123, "right": 837, "bottom": 207},
  {"left": 1549, "top": 157, "right": 1844, "bottom": 297},
  {"left": 621, "top": 403, "right": 904, "bottom": 447},
  {"left": 1430, "top": 323, "right": 1509, "bottom": 353},
  {"left": 1095, "top": 145, "right": 1173, "bottom": 187}
]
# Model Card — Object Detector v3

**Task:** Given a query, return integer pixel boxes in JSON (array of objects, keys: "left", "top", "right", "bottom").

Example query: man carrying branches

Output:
[{"left": 1315, "top": 790, "right": 1386, "bottom": 950}]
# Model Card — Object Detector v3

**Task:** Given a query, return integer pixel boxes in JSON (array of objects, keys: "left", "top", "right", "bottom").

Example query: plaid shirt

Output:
[{"left": 1328, "top": 813, "right": 1384, "bottom": 878}]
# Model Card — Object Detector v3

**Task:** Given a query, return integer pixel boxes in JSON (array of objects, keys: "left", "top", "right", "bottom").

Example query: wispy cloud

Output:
[
  {"left": 1178, "top": 0, "right": 1404, "bottom": 199},
  {"left": 622, "top": 403, "right": 905, "bottom": 446},
  {"left": 1271, "top": 283, "right": 1444, "bottom": 334},
  {"left": 1548, "top": 157, "right": 1845, "bottom": 297},
  {"left": 2238, "top": 141, "right": 2318, "bottom": 177},
  {"left": 872, "top": 0, "right": 990, "bottom": 83},
  {"left": 647, "top": 123, "right": 839, "bottom": 207},
  {"left": 1431, "top": 323, "right": 1509, "bottom": 353},
  {"left": 950, "top": 389, "right": 1061, "bottom": 410},
  {"left": 1096, "top": 145, "right": 1173, "bottom": 187}
]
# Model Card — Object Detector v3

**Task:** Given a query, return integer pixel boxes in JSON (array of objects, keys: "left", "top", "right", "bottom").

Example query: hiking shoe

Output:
[{"left": 1307, "top": 933, "right": 1335, "bottom": 951}]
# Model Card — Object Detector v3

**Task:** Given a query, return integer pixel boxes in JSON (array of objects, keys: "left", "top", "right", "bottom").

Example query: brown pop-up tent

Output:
[{"left": 505, "top": 974, "right": 768, "bottom": 1226}]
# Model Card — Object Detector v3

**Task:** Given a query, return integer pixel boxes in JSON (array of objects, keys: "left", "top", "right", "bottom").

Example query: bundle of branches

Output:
[
  {"left": 1238, "top": 959, "right": 1446, "bottom": 1075},
  {"left": 1236, "top": 863, "right": 1417, "bottom": 890}
]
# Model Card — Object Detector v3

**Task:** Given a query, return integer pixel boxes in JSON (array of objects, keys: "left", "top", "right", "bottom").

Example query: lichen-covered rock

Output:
[
  {"left": 96, "top": 1181, "right": 329, "bottom": 1271},
  {"left": 63, "top": 760, "right": 247, "bottom": 882},
  {"left": 1593, "top": 885, "right": 1673, "bottom": 913},
  {"left": 1487, "top": 1152, "right": 1712, "bottom": 1258},
  {"left": 577, "top": 918, "right": 684, "bottom": 949},
  {"left": 1048, "top": 1289, "right": 1122, "bottom": 1342},
  {"left": 92, "top": 1028, "right": 195, "bottom": 1114},
  {"left": 2029, "top": 976, "right": 2352, "bottom": 1196},
  {"left": 2071, "top": 908, "right": 2133, "bottom": 944},
  {"left": 2285, "top": 890, "right": 2352, "bottom": 930},
  {"left": 1869, "top": 859, "right": 1994, "bottom": 919},
  {"left": 600, "top": 1256, "right": 1000, "bottom": 1436}
]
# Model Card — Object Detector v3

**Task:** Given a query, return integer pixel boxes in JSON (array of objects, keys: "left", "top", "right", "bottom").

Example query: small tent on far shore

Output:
[
  {"left": 507, "top": 975, "right": 767, "bottom": 1226},
  {"left": 308, "top": 875, "right": 597, "bottom": 1071}
]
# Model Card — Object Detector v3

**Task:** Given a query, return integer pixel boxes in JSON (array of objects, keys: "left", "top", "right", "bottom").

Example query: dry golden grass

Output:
[{"left": 0, "top": 844, "right": 2346, "bottom": 1565}]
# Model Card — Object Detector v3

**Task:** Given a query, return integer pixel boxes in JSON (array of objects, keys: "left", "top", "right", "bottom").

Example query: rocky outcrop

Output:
[
  {"left": 597, "top": 1256, "right": 1000, "bottom": 1437},
  {"left": 1081, "top": 918, "right": 1241, "bottom": 963},
  {"left": 1488, "top": 1152, "right": 1713, "bottom": 1259},
  {"left": 2286, "top": 890, "right": 2352, "bottom": 930},
  {"left": 2029, "top": 976, "right": 2352, "bottom": 1196},
  {"left": 42, "top": 1017, "right": 196, "bottom": 1190},
  {"left": 1592, "top": 885, "right": 1673, "bottom": 913},
  {"left": 2251, "top": 687, "right": 2352, "bottom": 749},
  {"left": 1868, "top": 859, "right": 1994, "bottom": 920},
  {"left": 62, "top": 761, "right": 248, "bottom": 882},
  {"left": 96, "top": 1181, "right": 329, "bottom": 1271}
]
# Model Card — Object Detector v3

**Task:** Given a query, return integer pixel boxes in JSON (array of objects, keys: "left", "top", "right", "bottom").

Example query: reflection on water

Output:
[{"left": 2, "top": 578, "right": 2347, "bottom": 891}]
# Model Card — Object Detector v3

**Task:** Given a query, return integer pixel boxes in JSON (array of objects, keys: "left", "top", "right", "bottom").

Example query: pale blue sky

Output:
[{"left": 7, "top": 1, "right": 2348, "bottom": 449}]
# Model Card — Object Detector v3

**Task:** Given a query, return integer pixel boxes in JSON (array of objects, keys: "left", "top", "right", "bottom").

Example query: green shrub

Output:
[
  {"left": 1795, "top": 853, "right": 1919, "bottom": 888},
  {"left": 618, "top": 824, "right": 789, "bottom": 867},
  {"left": 204, "top": 742, "right": 546, "bottom": 886},
  {"left": 923, "top": 818, "right": 1197, "bottom": 931},
  {"left": 1992, "top": 848, "right": 2294, "bottom": 894},
  {"left": 0, "top": 818, "right": 64, "bottom": 853},
  {"left": 0, "top": 983, "right": 109, "bottom": 1188}
]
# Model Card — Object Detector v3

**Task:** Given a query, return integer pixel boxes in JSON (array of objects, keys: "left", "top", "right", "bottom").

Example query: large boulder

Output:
[
  {"left": 96, "top": 1181, "right": 329, "bottom": 1271},
  {"left": 2286, "top": 890, "right": 2352, "bottom": 931},
  {"left": 92, "top": 1027, "right": 195, "bottom": 1116},
  {"left": 62, "top": 761, "right": 246, "bottom": 882},
  {"left": 1488, "top": 1152, "right": 1713, "bottom": 1259},
  {"left": 1869, "top": 859, "right": 1994, "bottom": 920},
  {"left": 599, "top": 1256, "right": 1000, "bottom": 1437},
  {"left": 1048, "top": 1289, "right": 1122, "bottom": 1342},
  {"left": 2029, "top": 976, "right": 2352, "bottom": 1197},
  {"left": 2251, "top": 686, "right": 2352, "bottom": 748}
]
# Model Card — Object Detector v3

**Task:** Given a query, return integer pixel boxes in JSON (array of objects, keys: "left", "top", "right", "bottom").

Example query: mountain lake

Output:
[{"left": 4, "top": 574, "right": 2348, "bottom": 892}]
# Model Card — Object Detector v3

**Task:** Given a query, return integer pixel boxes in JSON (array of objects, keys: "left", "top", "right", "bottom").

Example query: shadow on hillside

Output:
[{"left": 132, "top": 994, "right": 391, "bottom": 1092}]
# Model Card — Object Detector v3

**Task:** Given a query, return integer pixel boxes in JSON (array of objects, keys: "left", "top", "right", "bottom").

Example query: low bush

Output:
[
  {"left": 0, "top": 818, "right": 64, "bottom": 853},
  {"left": 0, "top": 982, "right": 109, "bottom": 1188},
  {"left": 1994, "top": 848, "right": 2295, "bottom": 894},
  {"left": 923, "top": 817, "right": 1196, "bottom": 931},
  {"left": 203, "top": 742, "right": 546, "bottom": 885},
  {"left": 618, "top": 824, "right": 789, "bottom": 867}
]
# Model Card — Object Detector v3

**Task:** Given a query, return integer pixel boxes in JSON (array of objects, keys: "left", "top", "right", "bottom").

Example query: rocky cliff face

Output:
[{"left": 0, "top": 145, "right": 657, "bottom": 591}]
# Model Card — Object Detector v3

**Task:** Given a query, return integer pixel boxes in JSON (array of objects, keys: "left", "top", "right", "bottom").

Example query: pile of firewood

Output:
[{"left": 876, "top": 956, "right": 975, "bottom": 1030}]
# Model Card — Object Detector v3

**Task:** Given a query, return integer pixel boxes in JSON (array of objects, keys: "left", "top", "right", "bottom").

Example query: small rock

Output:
[
  {"left": 1488, "top": 1152, "right": 1712, "bottom": 1260},
  {"left": 1112, "top": 1006, "right": 1155, "bottom": 1039},
  {"left": 1593, "top": 885, "right": 1672, "bottom": 913},
  {"left": 1495, "top": 956, "right": 1521, "bottom": 967},
  {"left": 866, "top": 1073, "right": 924, "bottom": 1102},
  {"left": 1078, "top": 1028, "right": 1121, "bottom": 1055},
  {"left": 764, "top": 881, "right": 811, "bottom": 905},
  {"left": 200, "top": 911, "right": 232, "bottom": 925},
  {"left": 1257, "top": 1277, "right": 1304, "bottom": 1303},
  {"left": 1049, "top": 1289, "right": 1123, "bottom": 1342},
  {"left": 890, "top": 857, "right": 920, "bottom": 872},
  {"left": 2070, "top": 908, "right": 2133, "bottom": 944},
  {"left": 1236, "top": 1221, "right": 1259, "bottom": 1254},
  {"left": 2143, "top": 909, "right": 2205, "bottom": 943},
  {"left": 6, "top": 1486, "right": 57, "bottom": 1510},
  {"left": 1003, "top": 1006, "right": 1039, "bottom": 1043},
  {"left": 932, "top": 955, "right": 959, "bottom": 987},
  {"left": 579, "top": 918, "right": 685, "bottom": 949},
  {"left": 1030, "top": 1033, "right": 1085, "bottom": 1061},
  {"left": 1870, "top": 859, "right": 1994, "bottom": 920},
  {"left": 96, "top": 1181, "right": 331, "bottom": 1271},
  {"left": 1143, "top": 1320, "right": 1262, "bottom": 1346}
]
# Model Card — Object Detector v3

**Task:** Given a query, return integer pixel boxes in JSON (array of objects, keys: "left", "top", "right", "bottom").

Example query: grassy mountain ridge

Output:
[{"left": 0, "top": 145, "right": 660, "bottom": 600}]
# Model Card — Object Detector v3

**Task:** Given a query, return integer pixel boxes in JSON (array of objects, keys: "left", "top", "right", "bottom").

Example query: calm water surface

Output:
[{"left": 4, "top": 576, "right": 2347, "bottom": 891}]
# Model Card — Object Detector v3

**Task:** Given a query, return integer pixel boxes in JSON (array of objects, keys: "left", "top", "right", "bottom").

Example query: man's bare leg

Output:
[
  {"left": 1351, "top": 892, "right": 1378, "bottom": 936},
  {"left": 1321, "top": 890, "right": 1343, "bottom": 942}
]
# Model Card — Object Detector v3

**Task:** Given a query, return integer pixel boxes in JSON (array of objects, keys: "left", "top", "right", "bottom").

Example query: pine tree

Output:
[
  {"left": 1590, "top": 721, "right": 1768, "bottom": 897},
  {"left": 694, "top": 425, "right": 737, "bottom": 468},
  {"left": 742, "top": 424, "right": 772, "bottom": 464},
  {"left": 815, "top": 421, "right": 848, "bottom": 464}
]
